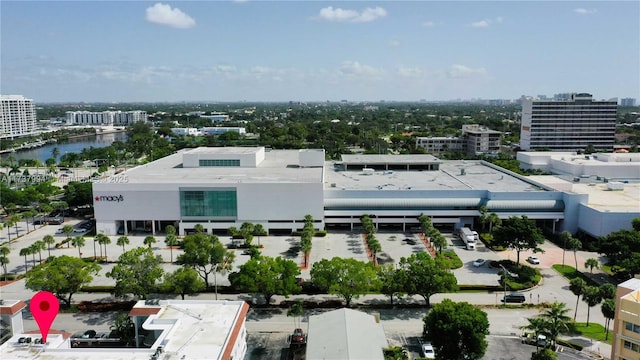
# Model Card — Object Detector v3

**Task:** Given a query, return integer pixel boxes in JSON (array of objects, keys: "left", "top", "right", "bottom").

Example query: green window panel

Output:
[
  {"left": 180, "top": 190, "right": 237, "bottom": 217},
  {"left": 199, "top": 159, "right": 240, "bottom": 167}
]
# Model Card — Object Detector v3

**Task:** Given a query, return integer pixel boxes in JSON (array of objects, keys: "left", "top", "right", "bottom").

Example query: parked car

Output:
[
  {"left": 421, "top": 342, "right": 435, "bottom": 359},
  {"left": 472, "top": 258, "right": 486, "bottom": 267},
  {"left": 73, "top": 228, "right": 87, "bottom": 233},
  {"left": 291, "top": 328, "right": 305, "bottom": 344},
  {"left": 522, "top": 332, "right": 549, "bottom": 348},
  {"left": 527, "top": 256, "right": 540, "bottom": 265},
  {"left": 502, "top": 293, "right": 526, "bottom": 303}
]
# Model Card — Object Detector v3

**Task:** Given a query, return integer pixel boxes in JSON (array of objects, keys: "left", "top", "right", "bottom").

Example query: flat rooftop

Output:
[
  {"left": 0, "top": 300, "right": 248, "bottom": 360},
  {"left": 122, "top": 149, "right": 323, "bottom": 184},
  {"left": 325, "top": 160, "right": 546, "bottom": 192},
  {"left": 530, "top": 175, "right": 640, "bottom": 212},
  {"left": 341, "top": 154, "right": 441, "bottom": 164}
]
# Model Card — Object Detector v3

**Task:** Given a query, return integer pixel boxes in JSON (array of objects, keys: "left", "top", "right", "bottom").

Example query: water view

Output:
[{"left": 1, "top": 132, "right": 128, "bottom": 164}]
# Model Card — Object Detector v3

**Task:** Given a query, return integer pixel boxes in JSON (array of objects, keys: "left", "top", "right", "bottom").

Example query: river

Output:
[{"left": 1, "top": 132, "right": 129, "bottom": 164}]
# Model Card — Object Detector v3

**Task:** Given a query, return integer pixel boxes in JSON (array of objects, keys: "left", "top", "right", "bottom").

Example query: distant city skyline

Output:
[{"left": 1, "top": 1, "right": 638, "bottom": 103}]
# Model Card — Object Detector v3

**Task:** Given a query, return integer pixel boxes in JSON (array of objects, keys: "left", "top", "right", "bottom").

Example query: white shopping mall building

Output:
[{"left": 93, "top": 147, "right": 640, "bottom": 238}]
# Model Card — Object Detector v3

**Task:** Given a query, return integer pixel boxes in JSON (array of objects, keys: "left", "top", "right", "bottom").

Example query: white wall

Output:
[
  {"left": 578, "top": 205, "right": 640, "bottom": 237},
  {"left": 236, "top": 182, "right": 324, "bottom": 221}
]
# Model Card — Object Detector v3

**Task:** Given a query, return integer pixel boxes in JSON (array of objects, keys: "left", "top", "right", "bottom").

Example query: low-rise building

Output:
[
  {"left": 0, "top": 299, "right": 249, "bottom": 360},
  {"left": 415, "top": 124, "right": 501, "bottom": 156},
  {"left": 611, "top": 278, "right": 640, "bottom": 360}
]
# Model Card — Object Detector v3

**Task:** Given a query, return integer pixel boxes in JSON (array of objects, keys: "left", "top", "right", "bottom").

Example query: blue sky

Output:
[{"left": 2, "top": 1, "right": 638, "bottom": 102}]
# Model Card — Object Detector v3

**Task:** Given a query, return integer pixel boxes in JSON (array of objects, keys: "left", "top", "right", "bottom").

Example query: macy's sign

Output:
[{"left": 95, "top": 195, "right": 124, "bottom": 202}]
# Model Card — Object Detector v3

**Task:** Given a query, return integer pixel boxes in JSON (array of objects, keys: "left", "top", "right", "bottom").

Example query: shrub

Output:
[
  {"left": 437, "top": 249, "right": 463, "bottom": 269},
  {"left": 480, "top": 233, "right": 505, "bottom": 251},
  {"left": 77, "top": 300, "right": 136, "bottom": 312}
]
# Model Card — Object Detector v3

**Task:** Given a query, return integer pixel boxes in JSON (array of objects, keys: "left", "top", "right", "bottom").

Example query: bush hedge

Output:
[
  {"left": 437, "top": 249, "right": 463, "bottom": 269},
  {"left": 480, "top": 232, "right": 505, "bottom": 251}
]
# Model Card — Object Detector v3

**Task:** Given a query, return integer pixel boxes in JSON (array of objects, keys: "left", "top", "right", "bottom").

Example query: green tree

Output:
[
  {"left": 423, "top": 299, "right": 489, "bottom": 360},
  {"left": 539, "top": 301, "right": 572, "bottom": 347},
  {"left": 368, "top": 236, "right": 382, "bottom": 266},
  {"left": 32, "top": 240, "right": 45, "bottom": 263},
  {"left": 287, "top": 300, "right": 304, "bottom": 329},
  {"left": 488, "top": 213, "right": 501, "bottom": 232},
  {"left": 310, "top": 257, "right": 378, "bottom": 307},
  {"left": 569, "top": 277, "right": 587, "bottom": 321},
  {"left": 194, "top": 224, "right": 205, "bottom": 234},
  {"left": 11, "top": 214, "right": 22, "bottom": 237},
  {"left": 567, "top": 236, "right": 582, "bottom": 272},
  {"left": 531, "top": 349, "right": 557, "bottom": 360},
  {"left": 43, "top": 234, "right": 55, "bottom": 258},
  {"left": 117, "top": 236, "right": 130, "bottom": 253},
  {"left": 599, "top": 283, "right": 616, "bottom": 300},
  {"left": 584, "top": 258, "right": 599, "bottom": 274},
  {"left": 177, "top": 233, "right": 235, "bottom": 295},
  {"left": 25, "top": 255, "right": 100, "bottom": 307},
  {"left": 52, "top": 147, "right": 60, "bottom": 162},
  {"left": 143, "top": 235, "right": 157, "bottom": 249},
  {"left": 431, "top": 233, "right": 447, "bottom": 254},
  {"left": 398, "top": 252, "right": 457, "bottom": 306},
  {"left": 378, "top": 264, "right": 406, "bottom": 305},
  {"left": 493, "top": 215, "right": 545, "bottom": 267},
  {"left": 110, "top": 313, "right": 135, "bottom": 347},
  {"left": 165, "top": 224, "right": 176, "bottom": 236},
  {"left": 62, "top": 224, "right": 74, "bottom": 245},
  {"left": 478, "top": 205, "right": 489, "bottom": 230},
  {"left": 71, "top": 235, "right": 85, "bottom": 258},
  {"left": 240, "top": 222, "right": 254, "bottom": 246},
  {"left": 253, "top": 224, "right": 266, "bottom": 246},
  {"left": 582, "top": 286, "right": 602, "bottom": 326},
  {"left": 229, "top": 256, "right": 301, "bottom": 304},
  {"left": 165, "top": 234, "right": 178, "bottom": 262},
  {"left": 106, "top": 247, "right": 164, "bottom": 299},
  {"left": 95, "top": 233, "right": 110, "bottom": 260},
  {"left": 0, "top": 246, "right": 10, "bottom": 280},
  {"left": 521, "top": 317, "right": 549, "bottom": 353},
  {"left": 161, "top": 266, "right": 206, "bottom": 300},
  {"left": 601, "top": 299, "right": 616, "bottom": 340},
  {"left": 4, "top": 217, "right": 15, "bottom": 242},
  {"left": 19, "top": 247, "right": 31, "bottom": 273}
]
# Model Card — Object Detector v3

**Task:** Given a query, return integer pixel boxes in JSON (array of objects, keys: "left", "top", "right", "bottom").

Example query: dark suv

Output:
[{"left": 502, "top": 293, "right": 526, "bottom": 303}]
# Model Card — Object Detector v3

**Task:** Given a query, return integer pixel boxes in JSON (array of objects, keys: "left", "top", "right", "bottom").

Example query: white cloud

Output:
[
  {"left": 145, "top": 3, "right": 196, "bottom": 29},
  {"left": 317, "top": 6, "right": 387, "bottom": 23},
  {"left": 574, "top": 8, "right": 597, "bottom": 15},
  {"left": 339, "top": 61, "right": 384, "bottom": 79},
  {"left": 421, "top": 21, "right": 435, "bottom": 27},
  {"left": 389, "top": 39, "right": 400, "bottom": 47},
  {"left": 396, "top": 66, "right": 424, "bottom": 78},
  {"left": 468, "top": 17, "right": 503, "bottom": 28},
  {"left": 447, "top": 64, "right": 487, "bottom": 79}
]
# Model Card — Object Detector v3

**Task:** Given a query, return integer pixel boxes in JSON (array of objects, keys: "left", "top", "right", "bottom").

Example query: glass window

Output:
[
  {"left": 199, "top": 159, "right": 240, "bottom": 167},
  {"left": 180, "top": 190, "right": 237, "bottom": 217},
  {"left": 625, "top": 321, "right": 640, "bottom": 333}
]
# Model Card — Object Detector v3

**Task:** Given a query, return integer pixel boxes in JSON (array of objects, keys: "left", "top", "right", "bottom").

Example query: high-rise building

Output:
[
  {"left": 621, "top": 98, "right": 637, "bottom": 107},
  {"left": 611, "top": 278, "right": 640, "bottom": 360},
  {"left": 0, "top": 95, "right": 38, "bottom": 139},
  {"left": 520, "top": 93, "right": 617, "bottom": 152}
]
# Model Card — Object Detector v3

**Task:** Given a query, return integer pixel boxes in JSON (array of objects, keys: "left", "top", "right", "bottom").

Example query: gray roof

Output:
[
  {"left": 306, "top": 308, "right": 388, "bottom": 360},
  {"left": 341, "top": 154, "right": 441, "bottom": 164}
]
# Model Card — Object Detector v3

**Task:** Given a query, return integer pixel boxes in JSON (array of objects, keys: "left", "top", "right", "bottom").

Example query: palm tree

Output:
[
  {"left": 540, "top": 301, "right": 572, "bottom": 347},
  {"left": 95, "top": 234, "right": 111, "bottom": 260},
  {"left": 101, "top": 235, "right": 111, "bottom": 260},
  {"left": 19, "top": 247, "right": 31, "bottom": 273},
  {"left": 52, "top": 147, "right": 60, "bottom": 162},
  {"left": 165, "top": 234, "right": 177, "bottom": 262},
  {"left": 71, "top": 236, "right": 86, "bottom": 257},
  {"left": 431, "top": 233, "right": 447, "bottom": 254},
  {"left": 143, "top": 235, "right": 157, "bottom": 249},
  {"left": 194, "top": 224, "right": 205, "bottom": 234},
  {"left": 116, "top": 236, "right": 130, "bottom": 253},
  {"left": 584, "top": 258, "right": 599, "bottom": 274},
  {"left": 43, "top": 235, "right": 55, "bottom": 258},
  {"left": 601, "top": 299, "right": 616, "bottom": 340},
  {"left": 253, "top": 224, "right": 266, "bottom": 246},
  {"left": 4, "top": 218, "right": 15, "bottom": 242},
  {"left": 521, "top": 317, "right": 549, "bottom": 352},
  {"left": 569, "top": 278, "right": 587, "bottom": 321},
  {"left": 488, "top": 213, "right": 501, "bottom": 232},
  {"left": 369, "top": 238, "right": 382, "bottom": 266},
  {"left": 583, "top": 286, "right": 602, "bottom": 326},
  {"left": 11, "top": 214, "right": 22, "bottom": 238},
  {"left": 28, "top": 243, "right": 38, "bottom": 265},
  {"left": 62, "top": 225, "right": 74, "bottom": 247},
  {"left": 0, "top": 246, "right": 10, "bottom": 280},
  {"left": 33, "top": 240, "right": 45, "bottom": 263},
  {"left": 0, "top": 254, "right": 9, "bottom": 281},
  {"left": 567, "top": 236, "right": 582, "bottom": 272}
]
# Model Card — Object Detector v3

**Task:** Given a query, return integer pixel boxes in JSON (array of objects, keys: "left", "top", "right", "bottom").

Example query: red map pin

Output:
[{"left": 30, "top": 291, "right": 59, "bottom": 343}]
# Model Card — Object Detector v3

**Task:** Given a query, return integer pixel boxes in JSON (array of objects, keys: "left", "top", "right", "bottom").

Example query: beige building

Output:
[{"left": 611, "top": 278, "right": 640, "bottom": 360}]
